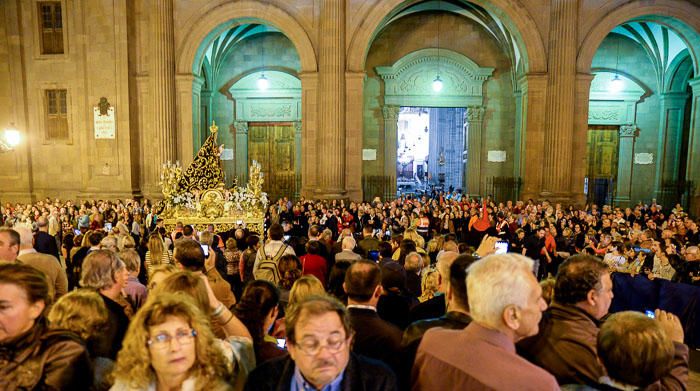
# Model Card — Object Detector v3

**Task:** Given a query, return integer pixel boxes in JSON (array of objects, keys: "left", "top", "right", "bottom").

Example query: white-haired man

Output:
[
  {"left": 335, "top": 235, "right": 361, "bottom": 263},
  {"left": 412, "top": 253, "right": 558, "bottom": 390}
]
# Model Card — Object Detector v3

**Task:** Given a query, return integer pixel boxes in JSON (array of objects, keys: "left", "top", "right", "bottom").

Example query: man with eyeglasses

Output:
[{"left": 245, "top": 295, "right": 397, "bottom": 391}]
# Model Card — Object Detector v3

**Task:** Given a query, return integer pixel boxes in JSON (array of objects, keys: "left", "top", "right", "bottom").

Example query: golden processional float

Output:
[{"left": 157, "top": 121, "right": 268, "bottom": 233}]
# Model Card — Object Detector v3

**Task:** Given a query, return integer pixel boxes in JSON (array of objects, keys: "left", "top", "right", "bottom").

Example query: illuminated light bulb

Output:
[
  {"left": 432, "top": 75, "right": 443, "bottom": 92},
  {"left": 610, "top": 74, "right": 623, "bottom": 92},
  {"left": 257, "top": 74, "right": 269, "bottom": 90}
]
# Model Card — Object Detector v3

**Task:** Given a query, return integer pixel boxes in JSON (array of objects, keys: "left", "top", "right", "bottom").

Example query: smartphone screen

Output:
[
  {"left": 276, "top": 338, "right": 286, "bottom": 349},
  {"left": 104, "top": 223, "right": 113, "bottom": 232},
  {"left": 495, "top": 241, "right": 509, "bottom": 255},
  {"left": 644, "top": 310, "right": 655, "bottom": 319},
  {"left": 200, "top": 244, "right": 209, "bottom": 257}
]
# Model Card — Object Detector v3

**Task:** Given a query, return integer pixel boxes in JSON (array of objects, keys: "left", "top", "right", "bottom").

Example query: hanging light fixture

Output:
[
  {"left": 432, "top": 76, "right": 444, "bottom": 92},
  {"left": 258, "top": 28, "right": 269, "bottom": 91},
  {"left": 257, "top": 73, "right": 269, "bottom": 90},
  {"left": 433, "top": 0, "right": 443, "bottom": 93},
  {"left": 609, "top": 33, "right": 623, "bottom": 92}
]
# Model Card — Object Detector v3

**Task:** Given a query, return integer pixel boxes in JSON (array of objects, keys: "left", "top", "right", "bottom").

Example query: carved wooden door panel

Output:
[
  {"left": 248, "top": 123, "right": 295, "bottom": 201},
  {"left": 586, "top": 126, "right": 619, "bottom": 205}
]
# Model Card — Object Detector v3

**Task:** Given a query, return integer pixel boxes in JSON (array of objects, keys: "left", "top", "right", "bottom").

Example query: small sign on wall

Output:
[
  {"left": 487, "top": 150, "right": 506, "bottom": 162},
  {"left": 220, "top": 149, "right": 234, "bottom": 161},
  {"left": 93, "top": 97, "right": 116, "bottom": 139},
  {"left": 634, "top": 153, "right": 654, "bottom": 165},
  {"left": 363, "top": 149, "right": 377, "bottom": 161}
]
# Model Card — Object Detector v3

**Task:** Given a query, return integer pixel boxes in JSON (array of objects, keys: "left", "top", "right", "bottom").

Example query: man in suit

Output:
[
  {"left": 34, "top": 216, "right": 60, "bottom": 261},
  {"left": 245, "top": 295, "right": 397, "bottom": 391},
  {"left": 16, "top": 226, "right": 68, "bottom": 299},
  {"left": 335, "top": 235, "right": 361, "bottom": 263},
  {"left": 344, "top": 260, "right": 402, "bottom": 376}
]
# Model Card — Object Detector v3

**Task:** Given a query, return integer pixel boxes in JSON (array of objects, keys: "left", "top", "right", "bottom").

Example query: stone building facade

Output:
[{"left": 1, "top": 0, "right": 699, "bottom": 214}]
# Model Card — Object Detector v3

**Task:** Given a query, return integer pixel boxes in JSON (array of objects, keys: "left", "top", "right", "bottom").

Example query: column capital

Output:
[
  {"left": 619, "top": 124, "right": 638, "bottom": 137},
  {"left": 689, "top": 77, "right": 700, "bottom": 94},
  {"left": 234, "top": 121, "right": 248, "bottom": 134},
  {"left": 465, "top": 106, "right": 485, "bottom": 122},
  {"left": 382, "top": 105, "right": 400, "bottom": 121},
  {"left": 293, "top": 121, "right": 302, "bottom": 134}
]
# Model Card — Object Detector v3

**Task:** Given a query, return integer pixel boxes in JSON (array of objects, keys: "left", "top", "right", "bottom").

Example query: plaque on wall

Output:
[
  {"left": 362, "top": 149, "right": 377, "bottom": 161},
  {"left": 634, "top": 153, "right": 654, "bottom": 165},
  {"left": 487, "top": 150, "right": 506, "bottom": 162},
  {"left": 220, "top": 148, "right": 234, "bottom": 161},
  {"left": 93, "top": 97, "right": 115, "bottom": 139}
]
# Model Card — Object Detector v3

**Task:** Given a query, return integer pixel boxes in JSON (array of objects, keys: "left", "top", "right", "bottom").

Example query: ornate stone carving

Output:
[
  {"left": 382, "top": 105, "right": 400, "bottom": 121},
  {"left": 251, "top": 104, "right": 292, "bottom": 118},
  {"left": 466, "top": 107, "right": 485, "bottom": 122},
  {"left": 619, "top": 124, "right": 637, "bottom": 137},
  {"left": 588, "top": 108, "right": 621, "bottom": 121},
  {"left": 234, "top": 121, "right": 248, "bottom": 135},
  {"left": 293, "top": 121, "right": 302, "bottom": 135}
]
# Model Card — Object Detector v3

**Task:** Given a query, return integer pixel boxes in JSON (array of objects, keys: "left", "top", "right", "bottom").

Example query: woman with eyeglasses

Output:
[{"left": 111, "top": 292, "right": 233, "bottom": 391}]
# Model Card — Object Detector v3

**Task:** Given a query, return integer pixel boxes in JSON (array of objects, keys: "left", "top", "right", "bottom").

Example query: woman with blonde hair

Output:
[
  {"left": 111, "top": 293, "right": 233, "bottom": 391},
  {"left": 418, "top": 267, "right": 440, "bottom": 303},
  {"left": 145, "top": 233, "right": 171, "bottom": 277},
  {"left": 48, "top": 289, "right": 108, "bottom": 341},
  {"left": 287, "top": 275, "right": 326, "bottom": 309}
]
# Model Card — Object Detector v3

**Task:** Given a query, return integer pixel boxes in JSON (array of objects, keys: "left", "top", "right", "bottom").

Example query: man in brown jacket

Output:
[
  {"left": 16, "top": 226, "right": 68, "bottom": 299},
  {"left": 518, "top": 254, "right": 613, "bottom": 386}
]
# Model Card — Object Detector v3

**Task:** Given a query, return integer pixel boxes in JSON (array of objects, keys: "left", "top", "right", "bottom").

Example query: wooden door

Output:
[
  {"left": 248, "top": 123, "right": 296, "bottom": 201},
  {"left": 586, "top": 126, "right": 619, "bottom": 205}
]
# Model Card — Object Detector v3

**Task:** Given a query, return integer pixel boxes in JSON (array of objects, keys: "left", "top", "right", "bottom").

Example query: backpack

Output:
[{"left": 254, "top": 244, "right": 288, "bottom": 284}]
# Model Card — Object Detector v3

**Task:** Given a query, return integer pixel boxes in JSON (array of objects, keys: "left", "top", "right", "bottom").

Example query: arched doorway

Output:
[
  {"left": 578, "top": 4, "right": 700, "bottom": 211},
  {"left": 174, "top": 1, "right": 317, "bottom": 198},
  {"left": 359, "top": 1, "right": 532, "bottom": 201},
  {"left": 374, "top": 48, "right": 493, "bottom": 198}
]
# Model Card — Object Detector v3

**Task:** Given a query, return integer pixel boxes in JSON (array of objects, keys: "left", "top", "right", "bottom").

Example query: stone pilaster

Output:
[
  {"left": 316, "top": 0, "right": 346, "bottom": 198},
  {"left": 191, "top": 76, "right": 205, "bottom": 149},
  {"left": 299, "top": 72, "right": 318, "bottom": 198},
  {"left": 615, "top": 124, "right": 638, "bottom": 204},
  {"left": 382, "top": 105, "right": 400, "bottom": 200},
  {"left": 513, "top": 89, "right": 524, "bottom": 179},
  {"left": 686, "top": 78, "right": 700, "bottom": 216},
  {"left": 654, "top": 92, "right": 689, "bottom": 197},
  {"left": 465, "top": 106, "right": 485, "bottom": 196},
  {"left": 540, "top": 0, "right": 578, "bottom": 201},
  {"left": 571, "top": 73, "right": 595, "bottom": 206},
  {"left": 150, "top": 0, "right": 177, "bottom": 169},
  {"left": 234, "top": 121, "right": 248, "bottom": 183},
  {"left": 294, "top": 121, "right": 302, "bottom": 199},
  {"left": 518, "top": 73, "right": 548, "bottom": 201}
]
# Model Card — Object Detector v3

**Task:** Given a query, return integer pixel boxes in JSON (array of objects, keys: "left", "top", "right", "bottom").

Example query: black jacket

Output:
[
  {"left": 348, "top": 307, "right": 403, "bottom": 375},
  {"left": 409, "top": 295, "right": 446, "bottom": 323},
  {"left": 245, "top": 353, "right": 397, "bottom": 391},
  {"left": 34, "top": 231, "right": 60, "bottom": 260}
]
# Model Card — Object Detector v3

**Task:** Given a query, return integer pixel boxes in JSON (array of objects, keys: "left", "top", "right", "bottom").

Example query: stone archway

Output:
[
  {"left": 346, "top": 0, "right": 547, "bottom": 73},
  {"left": 174, "top": 0, "right": 317, "bottom": 171},
  {"left": 576, "top": 1, "right": 700, "bottom": 213},
  {"left": 347, "top": 0, "right": 547, "bottom": 201},
  {"left": 375, "top": 49, "right": 493, "bottom": 198}
]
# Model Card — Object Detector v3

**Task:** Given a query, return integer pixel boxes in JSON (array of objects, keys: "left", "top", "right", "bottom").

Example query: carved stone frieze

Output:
[
  {"left": 382, "top": 105, "right": 400, "bottom": 121},
  {"left": 465, "top": 106, "right": 485, "bottom": 122},
  {"left": 619, "top": 124, "right": 637, "bottom": 137}
]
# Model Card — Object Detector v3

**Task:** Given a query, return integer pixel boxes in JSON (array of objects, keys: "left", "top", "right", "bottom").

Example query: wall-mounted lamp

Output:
[{"left": 1, "top": 123, "right": 20, "bottom": 152}]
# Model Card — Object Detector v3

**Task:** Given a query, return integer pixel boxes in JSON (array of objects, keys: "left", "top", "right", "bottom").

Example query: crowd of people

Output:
[{"left": 0, "top": 193, "right": 697, "bottom": 390}]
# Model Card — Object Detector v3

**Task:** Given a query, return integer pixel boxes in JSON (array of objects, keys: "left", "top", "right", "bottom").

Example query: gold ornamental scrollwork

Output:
[{"left": 158, "top": 122, "right": 267, "bottom": 232}]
